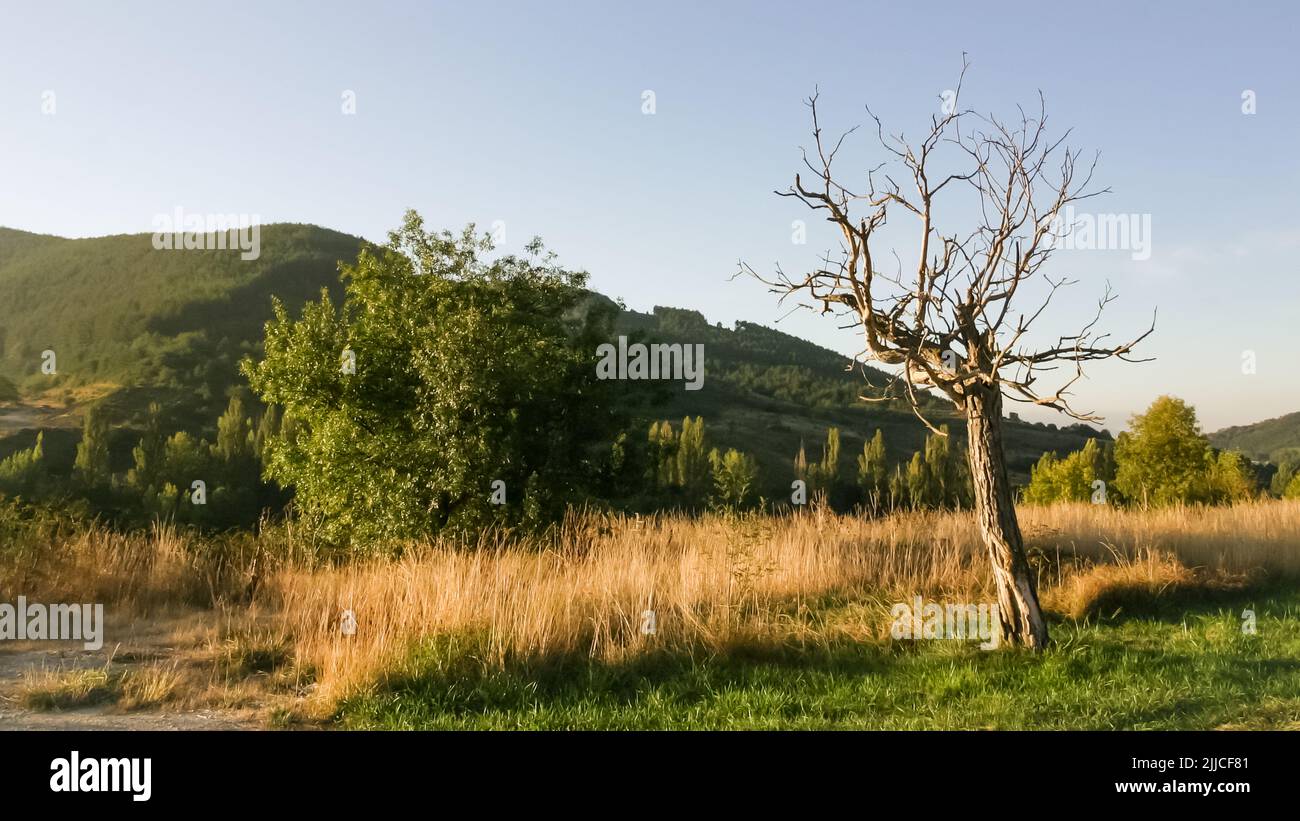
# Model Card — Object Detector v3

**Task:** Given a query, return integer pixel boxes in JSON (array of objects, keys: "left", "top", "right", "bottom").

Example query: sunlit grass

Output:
[
  {"left": 336, "top": 589, "right": 1300, "bottom": 730},
  {"left": 5, "top": 499, "right": 1299, "bottom": 725}
]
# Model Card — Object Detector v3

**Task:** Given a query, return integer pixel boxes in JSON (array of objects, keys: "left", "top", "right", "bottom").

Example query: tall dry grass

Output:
[
  {"left": 0, "top": 520, "right": 262, "bottom": 614},
  {"left": 5, "top": 500, "right": 1299, "bottom": 710},
  {"left": 263, "top": 500, "right": 1300, "bottom": 704}
]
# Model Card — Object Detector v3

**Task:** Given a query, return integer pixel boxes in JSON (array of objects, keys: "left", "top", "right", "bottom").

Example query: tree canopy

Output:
[
  {"left": 1112, "top": 396, "right": 1253, "bottom": 505},
  {"left": 243, "top": 211, "right": 621, "bottom": 545}
]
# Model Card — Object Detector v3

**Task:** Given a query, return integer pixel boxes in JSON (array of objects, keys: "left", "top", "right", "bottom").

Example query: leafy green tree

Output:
[
  {"left": 156, "top": 431, "right": 215, "bottom": 523},
  {"left": 922, "top": 425, "right": 970, "bottom": 508},
  {"left": 817, "top": 427, "right": 841, "bottom": 490},
  {"left": 888, "top": 464, "right": 907, "bottom": 509},
  {"left": 793, "top": 441, "right": 810, "bottom": 490},
  {"left": 795, "top": 427, "right": 841, "bottom": 502},
  {"left": 921, "top": 433, "right": 946, "bottom": 507},
  {"left": 1207, "top": 449, "right": 1256, "bottom": 503},
  {"left": 1114, "top": 396, "right": 1216, "bottom": 506},
  {"left": 213, "top": 394, "right": 254, "bottom": 464},
  {"left": 674, "top": 416, "right": 711, "bottom": 506},
  {"left": 856, "top": 429, "right": 887, "bottom": 511},
  {"left": 1285, "top": 471, "right": 1300, "bottom": 500},
  {"left": 593, "top": 430, "right": 652, "bottom": 502},
  {"left": 890, "top": 427, "right": 972, "bottom": 510},
  {"left": 1097, "top": 438, "right": 1118, "bottom": 486},
  {"left": 709, "top": 447, "right": 758, "bottom": 509},
  {"left": 1023, "top": 452, "right": 1065, "bottom": 504},
  {"left": 0, "top": 432, "right": 45, "bottom": 495},
  {"left": 243, "top": 211, "right": 618, "bottom": 545},
  {"left": 74, "top": 404, "right": 112, "bottom": 487},
  {"left": 1111, "top": 397, "right": 1253, "bottom": 506},
  {"left": 160, "top": 432, "right": 210, "bottom": 490},
  {"left": 648, "top": 420, "right": 677, "bottom": 492},
  {"left": 128, "top": 402, "right": 166, "bottom": 493},
  {"left": 153, "top": 482, "right": 182, "bottom": 517},
  {"left": 1269, "top": 448, "right": 1300, "bottom": 497},
  {"left": 905, "top": 452, "right": 928, "bottom": 508},
  {"left": 1023, "top": 438, "right": 1110, "bottom": 504},
  {"left": 207, "top": 394, "right": 266, "bottom": 524},
  {"left": 253, "top": 405, "right": 280, "bottom": 460}
]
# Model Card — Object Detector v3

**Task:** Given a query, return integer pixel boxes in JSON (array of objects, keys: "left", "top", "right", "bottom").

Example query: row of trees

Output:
[
  {"left": 645, "top": 396, "right": 1272, "bottom": 515},
  {"left": 3, "top": 389, "right": 1279, "bottom": 537},
  {"left": 648, "top": 417, "right": 760, "bottom": 509},
  {"left": 639, "top": 396, "right": 1275, "bottom": 516},
  {"left": 0, "top": 395, "right": 282, "bottom": 527},
  {"left": 1023, "top": 396, "right": 1269, "bottom": 506},
  {"left": 1269, "top": 449, "right": 1300, "bottom": 498},
  {"left": 797, "top": 425, "right": 972, "bottom": 513},
  {"left": 645, "top": 419, "right": 974, "bottom": 514}
]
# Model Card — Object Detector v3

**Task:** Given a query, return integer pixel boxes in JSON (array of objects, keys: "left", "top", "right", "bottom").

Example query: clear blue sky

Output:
[{"left": 2, "top": 0, "right": 1297, "bottom": 432}]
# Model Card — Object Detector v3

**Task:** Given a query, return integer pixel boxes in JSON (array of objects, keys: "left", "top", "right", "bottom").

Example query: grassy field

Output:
[
  {"left": 338, "top": 593, "right": 1300, "bottom": 729},
  {"left": 3, "top": 501, "right": 1299, "bottom": 729}
]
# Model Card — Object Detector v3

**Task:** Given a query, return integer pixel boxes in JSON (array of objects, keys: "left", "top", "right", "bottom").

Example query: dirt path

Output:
[
  {"left": 0, "top": 621, "right": 269, "bottom": 731},
  {"left": 0, "top": 705, "right": 261, "bottom": 730}
]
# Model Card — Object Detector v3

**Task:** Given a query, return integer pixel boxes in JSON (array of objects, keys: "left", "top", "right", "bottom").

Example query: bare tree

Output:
[{"left": 744, "top": 59, "right": 1154, "bottom": 648}]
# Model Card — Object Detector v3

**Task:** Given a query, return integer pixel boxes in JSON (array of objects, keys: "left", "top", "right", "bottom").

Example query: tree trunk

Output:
[{"left": 964, "top": 386, "right": 1049, "bottom": 649}]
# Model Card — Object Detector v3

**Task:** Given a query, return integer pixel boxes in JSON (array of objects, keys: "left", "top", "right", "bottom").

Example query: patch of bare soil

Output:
[{"left": 0, "top": 615, "right": 280, "bottom": 731}]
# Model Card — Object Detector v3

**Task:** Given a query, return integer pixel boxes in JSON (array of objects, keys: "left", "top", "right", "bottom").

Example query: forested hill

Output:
[
  {"left": 1208, "top": 412, "right": 1300, "bottom": 462},
  {"left": 0, "top": 225, "right": 1108, "bottom": 486},
  {"left": 0, "top": 224, "right": 362, "bottom": 423},
  {"left": 611, "top": 299, "right": 944, "bottom": 413},
  {"left": 607, "top": 299, "right": 1106, "bottom": 490}
]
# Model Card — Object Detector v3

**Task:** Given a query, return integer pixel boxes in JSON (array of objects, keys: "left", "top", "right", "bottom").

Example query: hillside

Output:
[
  {"left": 611, "top": 302, "right": 1104, "bottom": 490},
  {"left": 0, "top": 224, "right": 363, "bottom": 427},
  {"left": 1209, "top": 412, "right": 1300, "bottom": 462},
  {"left": 0, "top": 225, "right": 1108, "bottom": 487}
]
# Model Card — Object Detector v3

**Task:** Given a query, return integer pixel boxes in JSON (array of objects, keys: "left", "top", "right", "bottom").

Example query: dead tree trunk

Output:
[
  {"left": 964, "top": 386, "right": 1048, "bottom": 649},
  {"left": 747, "top": 65, "right": 1155, "bottom": 646}
]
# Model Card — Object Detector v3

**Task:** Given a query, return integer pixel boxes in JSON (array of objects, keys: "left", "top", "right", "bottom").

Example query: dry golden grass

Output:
[
  {"left": 17, "top": 665, "right": 117, "bottom": 710},
  {"left": 261, "top": 500, "right": 1300, "bottom": 708},
  {"left": 11, "top": 620, "right": 300, "bottom": 714},
  {"left": 0, "top": 521, "right": 263, "bottom": 616},
  {"left": 1020, "top": 501, "right": 1300, "bottom": 576},
  {"left": 18, "top": 660, "right": 184, "bottom": 712},
  {"left": 5, "top": 500, "right": 1298, "bottom": 715},
  {"left": 1040, "top": 548, "right": 1260, "bottom": 621}
]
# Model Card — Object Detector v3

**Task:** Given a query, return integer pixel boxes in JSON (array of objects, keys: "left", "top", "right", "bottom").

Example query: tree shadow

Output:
[
  {"left": 1057, "top": 580, "right": 1288, "bottom": 626},
  {"left": 344, "top": 586, "right": 1300, "bottom": 728}
]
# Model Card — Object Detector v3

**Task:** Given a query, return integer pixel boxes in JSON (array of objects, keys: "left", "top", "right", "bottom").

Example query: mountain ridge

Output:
[{"left": 1208, "top": 411, "right": 1300, "bottom": 461}]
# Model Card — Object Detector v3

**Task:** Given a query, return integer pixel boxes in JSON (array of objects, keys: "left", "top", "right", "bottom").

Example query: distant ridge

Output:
[{"left": 1209, "top": 411, "right": 1300, "bottom": 461}]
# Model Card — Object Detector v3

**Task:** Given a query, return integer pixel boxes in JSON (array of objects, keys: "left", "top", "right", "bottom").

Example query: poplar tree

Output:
[
  {"left": 74, "top": 404, "right": 112, "bottom": 487},
  {"left": 856, "top": 429, "right": 888, "bottom": 511}
]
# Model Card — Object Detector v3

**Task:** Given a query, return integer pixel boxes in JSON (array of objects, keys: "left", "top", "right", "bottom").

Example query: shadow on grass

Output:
[
  {"left": 335, "top": 587, "right": 1300, "bottom": 729},
  {"left": 1057, "top": 579, "right": 1290, "bottom": 626}
]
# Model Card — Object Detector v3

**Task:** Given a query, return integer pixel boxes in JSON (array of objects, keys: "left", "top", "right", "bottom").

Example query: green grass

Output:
[{"left": 335, "top": 589, "right": 1300, "bottom": 730}]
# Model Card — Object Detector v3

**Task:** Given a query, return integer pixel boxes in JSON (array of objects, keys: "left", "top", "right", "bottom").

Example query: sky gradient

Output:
[{"left": 2, "top": 0, "right": 1297, "bottom": 432}]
